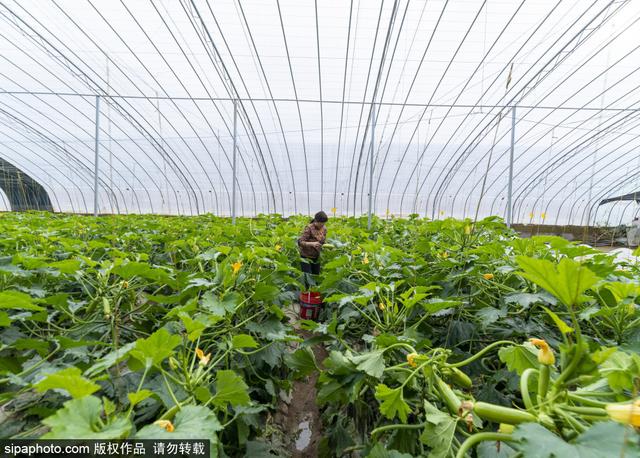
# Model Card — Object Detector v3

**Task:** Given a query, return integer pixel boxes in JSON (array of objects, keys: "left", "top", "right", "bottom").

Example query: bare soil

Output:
[{"left": 275, "top": 304, "right": 329, "bottom": 458}]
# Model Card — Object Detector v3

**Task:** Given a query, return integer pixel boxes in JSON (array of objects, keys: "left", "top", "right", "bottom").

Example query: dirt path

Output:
[{"left": 277, "top": 305, "right": 329, "bottom": 458}]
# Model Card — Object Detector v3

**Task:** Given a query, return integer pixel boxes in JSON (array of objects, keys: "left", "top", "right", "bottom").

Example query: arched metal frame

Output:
[{"left": 1, "top": 0, "right": 639, "bottom": 225}]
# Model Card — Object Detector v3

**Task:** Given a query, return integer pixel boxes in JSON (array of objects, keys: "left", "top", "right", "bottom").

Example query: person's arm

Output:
[
  {"left": 298, "top": 226, "right": 319, "bottom": 248},
  {"left": 318, "top": 227, "right": 327, "bottom": 245}
]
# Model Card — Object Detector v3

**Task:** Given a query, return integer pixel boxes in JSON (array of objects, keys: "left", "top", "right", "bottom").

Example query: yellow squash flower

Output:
[
  {"left": 529, "top": 338, "right": 555, "bottom": 366},
  {"left": 232, "top": 261, "right": 242, "bottom": 275},
  {"left": 331, "top": 207, "right": 337, "bottom": 215},
  {"left": 529, "top": 212, "right": 534, "bottom": 219},
  {"left": 483, "top": 273, "right": 494, "bottom": 280},
  {"left": 154, "top": 419, "right": 174, "bottom": 432},
  {"left": 442, "top": 252, "right": 449, "bottom": 259},
  {"left": 407, "top": 353, "right": 418, "bottom": 368},
  {"left": 540, "top": 212, "right": 546, "bottom": 220},
  {"left": 606, "top": 400, "right": 640, "bottom": 427},
  {"left": 379, "top": 302, "right": 385, "bottom": 311},
  {"left": 195, "top": 347, "right": 211, "bottom": 366},
  {"left": 275, "top": 244, "right": 282, "bottom": 252},
  {"left": 363, "top": 254, "right": 369, "bottom": 264}
]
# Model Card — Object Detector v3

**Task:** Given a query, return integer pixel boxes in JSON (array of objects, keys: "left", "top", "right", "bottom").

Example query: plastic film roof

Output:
[{"left": 1, "top": 0, "right": 640, "bottom": 225}]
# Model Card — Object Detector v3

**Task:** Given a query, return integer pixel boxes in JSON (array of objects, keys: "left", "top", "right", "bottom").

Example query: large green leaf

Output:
[
  {"left": 127, "top": 389, "right": 154, "bottom": 407},
  {"left": 476, "top": 307, "right": 507, "bottom": 328},
  {"left": 48, "top": 259, "right": 81, "bottom": 274},
  {"left": 322, "top": 350, "right": 358, "bottom": 375},
  {"left": 571, "top": 421, "right": 640, "bottom": 456},
  {"left": 603, "top": 282, "right": 640, "bottom": 303},
  {"left": 513, "top": 421, "right": 639, "bottom": 457},
  {"left": 477, "top": 442, "right": 517, "bottom": 458},
  {"left": 178, "top": 312, "right": 208, "bottom": 341},
  {"left": 0, "top": 311, "right": 10, "bottom": 327},
  {"left": 284, "top": 348, "right": 318, "bottom": 378},
  {"left": 200, "top": 291, "right": 242, "bottom": 317},
  {"left": 419, "top": 401, "right": 458, "bottom": 458},
  {"left": 0, "top": 291, "right": 44, "bottom": 311},
  {"left": 164, "top": 298, "right": 198, "bottom": 319},
  {"left": 212, "top": 370, "right": 251, "bottom": 408},
  {"left": 366, "top": 443, "right": 413, "bottom": 458},
  {"left": 350, "top": 349, "right": 386, "bottom": 379},
  {"left": 35, "top": 367, "right": 100, "bottom": 399},
  {"left": 13, "top": 254, "right": 47, "bottom": 270},
  {"left": 498, "top": 344, "right": 539, "bottom": 375},
  {"left": 129, "top": 328, "right": 181, "bottom": 368},
  {"left": 43, "top": 293, "right": 70, "bottom": 311},
  {"left": 399, "top": 287, "right": 433, "bottom": 309},
  {"left": 112, "top": 262, "right": 174, "bottom": 286},
  {"left": 84, "top": 342, "right": 136, "bottom": 377},
  {"left": 516, "top": 256, "right": 599, "bottom": 307},
  {"left": 504, "top": 292, "right": 556, "bottom": 309},
  {"left": 599, "top": 351, "right": 640, "bottom": 392},
  {"left": 245, "top": 318, "right": 291, "bottom": 341},
  {"left": 423, "top": 298, "right": 463, "bottom": 315},
  {"left": 14, "top": 338, "right": 50, "bottom": 356},
  {"left": 42, "top": 396, "right": 131, "bottom": 439},
  {"left": 324, "top": 255, "right": 350, "bottom": 270},
  {"left": 540, "top": 306, "right": 574, "bottom": 334},
  {"left": 145, "top": 293, "right": 183, "bottom": 304},
  {"left": 512, "top": 423, "right": 573, "bottom": 457},
  {"left": 253, "top": 283, "right": 280, "bottom": 302},
  {"left": 375, "top": 384, "right": 411, "bottom": 423},
  {"left": 136, "top": 405, "right": 222, "bottom": 439},
  {"left": 231, "top": 334, "right": 258, "bottom": 349}
]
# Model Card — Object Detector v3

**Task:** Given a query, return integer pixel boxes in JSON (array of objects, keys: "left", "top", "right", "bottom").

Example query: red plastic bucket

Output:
[{"left": 299, "top": 291, "right": 322, "bottom": 320}]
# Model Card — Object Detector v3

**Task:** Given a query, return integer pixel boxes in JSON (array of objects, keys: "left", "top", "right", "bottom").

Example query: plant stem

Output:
[
  {"left": 161, "top": 370, "right": 181, "bottom": 408},
  {"left": 455, "top": 433, "right": 516, "bottom": 458},
  {"left": 550, "top": 341, "right": 584, "bottom": 398},
  {"left": 567, "top": 393, "right": 611, "bottom": 407},
  {"left": 557, "top": 404, "right": 607, "bottom": 416},
  {"left": 0, "top": 344, "right": 61, "bottom": 384},
  {"left": 235, "top": 341, "right": 275, "bottom": 355},
  {"left": 126, "top": 365, "right": 150, "bottom": 418},
  {"left": 158, "top": 397, "right": 193, "bottom": 421},
  {"left": 445, "top": 340, "right": 515, "bottom": 368},
  {"left": 371, "top": 422, "right": 425, "bottom": 439},
  {"left": 520, "top": 368, "right": 538, "bottom": 411},
  {"left": 383, "top": 342, "right": 417, "bottom": 354},
  {"left": 553, "top": 407, "right": 586, "bottom": 434}
]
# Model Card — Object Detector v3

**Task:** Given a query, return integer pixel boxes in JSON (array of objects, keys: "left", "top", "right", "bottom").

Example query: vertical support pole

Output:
[
  {"left": 232, "top": 99, "right": 238, "bottom": 225},
  {"left": 93, "top": 95, "right": 100, "bottom": 217},
  {"left": 156, "top": 91, "right": 168, "bottom": 214},
  {"left": 367, "top": 103, "right": 376, "bottom": 230},
  {"left": 507, "top": 105, "right": 515, "bottom": 228},
  {"left": 107, "top": 59, "right": 113, "bottom": 207}
]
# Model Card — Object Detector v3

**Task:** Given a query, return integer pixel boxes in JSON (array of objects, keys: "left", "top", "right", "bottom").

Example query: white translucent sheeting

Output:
[
  {"left": 0, "top": 189, "right": 9, "bottom": 211},
  {"left": 2, "top": 0, "right": 640, "bottom": 225}
]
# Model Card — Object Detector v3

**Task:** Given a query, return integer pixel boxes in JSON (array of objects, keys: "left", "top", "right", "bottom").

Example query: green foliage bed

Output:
[{"left": 0, "top": 212, "right": 638, "bottom": 457}]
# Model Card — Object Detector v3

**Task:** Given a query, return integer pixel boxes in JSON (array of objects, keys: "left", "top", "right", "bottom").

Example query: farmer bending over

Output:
[{"left": 297, "top": 211, "right": 328, "bottom": 288}]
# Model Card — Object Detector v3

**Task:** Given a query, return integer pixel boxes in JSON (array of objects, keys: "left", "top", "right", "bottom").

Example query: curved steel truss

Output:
[{"left": 1, "top": 0, "right": 639, "bottom": 225}]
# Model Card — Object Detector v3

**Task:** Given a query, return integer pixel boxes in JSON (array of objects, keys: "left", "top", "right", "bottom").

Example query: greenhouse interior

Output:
[{"left": 0, "top": 0, "right": 639, "bottom": 457}]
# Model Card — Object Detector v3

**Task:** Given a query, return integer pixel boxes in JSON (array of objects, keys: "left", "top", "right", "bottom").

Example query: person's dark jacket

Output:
[{"left": 297, "top": 224, "right": 326, "bottom": 259}]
